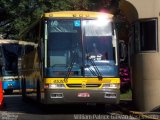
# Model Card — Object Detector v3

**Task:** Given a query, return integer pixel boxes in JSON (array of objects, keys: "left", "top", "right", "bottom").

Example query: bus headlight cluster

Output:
[
  {"left": 48, "top": 84, "right": 66, "bottom": 89},
  {"left": 102, "top": 83, "right": 120, "bottom": 89}
]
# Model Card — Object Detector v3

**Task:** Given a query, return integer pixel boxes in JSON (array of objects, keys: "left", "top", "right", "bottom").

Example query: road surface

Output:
[{"left": 0, "top": 94, "right": 141, "bottom": 120}]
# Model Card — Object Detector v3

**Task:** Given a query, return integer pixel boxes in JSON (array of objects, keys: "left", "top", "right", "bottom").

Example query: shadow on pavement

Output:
[{"left": 3, "top": 94, "right": 114, "bottom": 115}]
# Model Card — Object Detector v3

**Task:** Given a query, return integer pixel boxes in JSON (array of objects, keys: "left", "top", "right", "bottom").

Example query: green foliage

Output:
[
  {"left": 120, "top": 89, "right": 132, "bottom": 100},
  {"left": 0, "top": 0, "right": 91, "bottom": 39},
  {"left": 0, "top": 0, "right": 119, "bottom": 39}
]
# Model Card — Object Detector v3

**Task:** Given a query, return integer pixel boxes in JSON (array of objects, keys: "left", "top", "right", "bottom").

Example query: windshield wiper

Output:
[
  {"left": 86, "top": 55, "right": 103, "bottom": 80},
  {"left": 64, "top": 49, "right": 79, "bottom": 82},
  {"left": 64, "top": 52, "right": 76, "bottom": 81}
]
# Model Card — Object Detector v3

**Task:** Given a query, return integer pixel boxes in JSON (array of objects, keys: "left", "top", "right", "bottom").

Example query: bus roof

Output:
[
  {"left": 0, "top": 39, "right": 37, "bottom": 47},
  {"left": 43, "top": 11, "right": 113, "bottom": 19},
  {"left": 19, "top": 41, "right": 38, "bottom": 47},
  {"left": 0, "top": 39, "right": 19, "bottom": 44}
]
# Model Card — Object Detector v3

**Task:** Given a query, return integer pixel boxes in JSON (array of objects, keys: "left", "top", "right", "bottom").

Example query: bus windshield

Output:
[
  {"left": 83, "top": 20, "right": 114, "bottom": 61},
  {"left": 46, "top": 19, "right": 118, "bottom": 77},
  {"left": 83, "top": 20, "right": 117, "bottom": 77},
  {"left": 1, "top": 43, "right": 19, "bottom": 76}
]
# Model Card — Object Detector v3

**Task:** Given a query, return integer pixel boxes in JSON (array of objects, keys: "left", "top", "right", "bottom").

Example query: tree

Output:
[
  {"left": 88, "top": 0, "right": 119, "bottom": 14},
  {"left": 0, "top": 0, "right": 91, "bottom": 39},
  {"left": 0, "top": 0, "right": 120, "bottom": 39}
]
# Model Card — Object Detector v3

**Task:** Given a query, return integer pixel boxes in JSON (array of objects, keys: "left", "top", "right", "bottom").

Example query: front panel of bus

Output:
[{"left": 43, "top": 17, "right": 120, "bottom": 104}]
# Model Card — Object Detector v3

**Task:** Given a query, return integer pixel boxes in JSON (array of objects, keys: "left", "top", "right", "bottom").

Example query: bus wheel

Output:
[
  {"left": 21, "top": 78, "right": 26, "bottom": 101},
  {"left": 4, "top": 89, "right": 13, "bottom": 95},
  {"left": 36, "top": 79, "right": 41, "bottom": 103}
]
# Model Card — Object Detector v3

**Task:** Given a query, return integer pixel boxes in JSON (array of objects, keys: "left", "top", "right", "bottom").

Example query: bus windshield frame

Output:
[{"left": 45, "top": 18, "right": 118, "bottom": 78}]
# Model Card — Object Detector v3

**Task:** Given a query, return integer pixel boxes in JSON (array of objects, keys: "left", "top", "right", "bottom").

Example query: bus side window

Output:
[{"left": 25, "top": 45, "right": 35, "bottom": 55}]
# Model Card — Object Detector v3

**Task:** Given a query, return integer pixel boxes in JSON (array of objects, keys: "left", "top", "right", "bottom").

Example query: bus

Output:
[
  {"left": 0, "top": 39, "right": 21, "bottom": 94},
  {"left": 20, "top": 11, "right": 121, "bottom": 105},
  {"left": 18, "top": 41, "right": 38, "bottom": 90}
]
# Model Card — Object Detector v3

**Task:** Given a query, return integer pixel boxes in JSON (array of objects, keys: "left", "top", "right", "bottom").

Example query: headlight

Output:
[
  {"left": 102, "top": 83, "right": 120, "bottom": 89},
  {"left": 48, "top": 84, "right": 66, "bottom": 89}
]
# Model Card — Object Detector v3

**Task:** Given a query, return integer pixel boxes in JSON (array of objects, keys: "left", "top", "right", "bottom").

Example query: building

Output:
[{"left": 119, "top": 0, "right": 160, "bottom": 111}]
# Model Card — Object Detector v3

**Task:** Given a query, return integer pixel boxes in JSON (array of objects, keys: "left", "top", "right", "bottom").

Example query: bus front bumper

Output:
[{"left": 44, "top": 89, "right": 120, "bottom": 104}]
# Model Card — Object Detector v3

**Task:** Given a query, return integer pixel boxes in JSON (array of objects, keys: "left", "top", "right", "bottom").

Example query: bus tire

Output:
[
  {"left": 21, "top": 78, "right": 26, "bottom": 101},
  {"left": 36, "top": 79, "right": 41, "bottom": 103}
]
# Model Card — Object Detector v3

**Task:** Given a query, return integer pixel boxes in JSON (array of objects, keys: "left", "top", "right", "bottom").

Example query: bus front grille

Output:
[{"left": 66, "top": 84, "right": 101, "bottom": 88}]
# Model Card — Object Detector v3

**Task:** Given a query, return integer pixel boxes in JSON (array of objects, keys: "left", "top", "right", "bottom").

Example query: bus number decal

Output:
[{"left": 53, "top": 79, "right": 68, "bottom": 83}]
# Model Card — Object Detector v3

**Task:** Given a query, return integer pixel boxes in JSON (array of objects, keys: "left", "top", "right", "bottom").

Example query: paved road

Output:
[{"left": 0, "top": 95, "right": 139, "bottom": 120}]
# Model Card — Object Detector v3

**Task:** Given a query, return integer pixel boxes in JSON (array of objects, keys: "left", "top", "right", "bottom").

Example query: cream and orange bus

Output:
[{"left": 20, "top": 11, "right": 120, "bottom": 105}]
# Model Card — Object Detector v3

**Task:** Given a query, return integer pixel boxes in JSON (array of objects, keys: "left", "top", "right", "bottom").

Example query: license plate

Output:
[{"left": 78, "top": 93, "right": 90, "bottom": 97}]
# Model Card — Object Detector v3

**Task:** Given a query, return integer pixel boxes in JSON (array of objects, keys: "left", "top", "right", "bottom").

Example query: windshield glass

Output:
[
  {"left": 46, "top": 19, "right": 82, "bottom": 77},
  {"left": 83, "top": 20, "right": 117, "bottom": 77},
  {"left": 45, "top": 19, "right": 118, "bottom": 77},
  {"left": 2, "top": 44, "right": 19, "bottom": 76},
  {"left": 83, "top": 20, "right": 114, "bottom": 61},
  {"left": 2, "top": 70, "right": 17, "bottom": 76}
]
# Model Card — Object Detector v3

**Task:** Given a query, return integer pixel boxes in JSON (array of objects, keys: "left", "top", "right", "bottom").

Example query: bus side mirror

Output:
[{"left": 119, "top": 40, "right": 127, "bottom": 62}]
